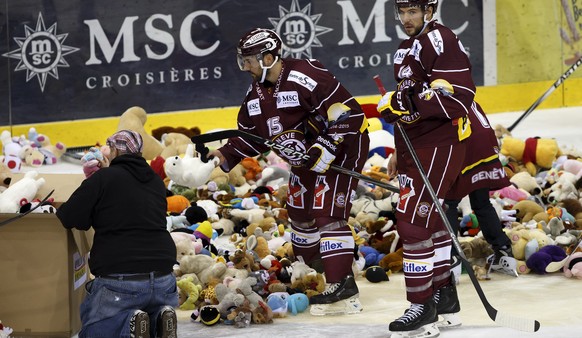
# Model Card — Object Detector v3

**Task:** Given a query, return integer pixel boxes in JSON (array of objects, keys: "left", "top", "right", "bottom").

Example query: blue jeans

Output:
[{"left": 79, "top": 272, "right": 178, "bottom": 338}]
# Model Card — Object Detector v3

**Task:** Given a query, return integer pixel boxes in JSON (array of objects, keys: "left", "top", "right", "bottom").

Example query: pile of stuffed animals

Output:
[{"left": 2, "top": 106, "right": 582, "bottom": 328}]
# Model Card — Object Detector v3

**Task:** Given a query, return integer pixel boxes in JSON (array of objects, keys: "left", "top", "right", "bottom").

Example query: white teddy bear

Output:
[
  {"left": 164, "top": 143, "right": 218, "bottom": 188},
  {"left": 0, "top": 170, "right": 45, "bottom": 213}
]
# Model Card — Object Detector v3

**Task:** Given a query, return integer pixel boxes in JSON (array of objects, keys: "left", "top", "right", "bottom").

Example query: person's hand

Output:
[
  {"left": 304, "top": 135, "right": 342, "bottom": 173},
  {"left": 207, "top": 149, "right": 225, "bottom": 166},
  {"left": 387, "top": 151, "right": 397, "bottom": 179}
]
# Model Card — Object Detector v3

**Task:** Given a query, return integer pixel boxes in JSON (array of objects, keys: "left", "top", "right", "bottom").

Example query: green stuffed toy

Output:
[{"left": 176, "top": 276, "right": 203, "bottom": 311}]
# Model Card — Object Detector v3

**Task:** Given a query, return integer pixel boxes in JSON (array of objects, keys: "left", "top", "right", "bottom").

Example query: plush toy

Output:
[
  {"left": 525, "top": 245, "right": 567, "bottom": 274},
  {"left": 255, "top": 165, "right": 290, "bottom": 189},
  {"left": 151, "top": 126, "right": 201, "bottom": 141},
  {"left": 164, "top": 143, "right": 218, "bottom": 188},
  {"left": 159, "top": 132, "right": 194, "bottom": 159},
  {"left": 0, "top": 170, "right": 45, "bottom": 213},
  {"left": 378, "top": 247, "right": 404, "bottom": 273},
  {"left": 117, "top": 106, "right": 163, "bottom": 160},
  {"left": 0, "top": 320, "right": 13, "bottom": 338},
  {"left": 240, "top": 157, "right": 263, "bottom": 182},
  {"left": 510, "top": 171, "right": 542, "bottom": 196},
  {"left": 511, "top": 199, "right": 547, "bottom": 223},
  {"left": 229, "top": 249, "right": 260, "bottom": 273},
  {"left": 460, "top": 237, "right": 494, "bottom": 266},
  {"left": 19, "top": 144, "right": 44, "bottom": 167},
  {"left": 507, "top": 227, "right": 554, "bottom": 261},
  {"left": 176, "top": 275, "right": 203, "bottom": 310},
  {"left": 561, "top": 159, "right": 582, "bottom": 179},
  {"left": 1, "top": 130, "right": 22, "bottom": 172},
  {"left": 80, "top": 146, "right": 110, "bottom": 178},
  {"left": 214, "top": 282, "right": 245, "bottom": 318},
  {"left": 563, "top": 252, "right": 582, "bottom": 278},
  {"left": 177, "top": 253, "right": 227, "bottom": 285},
  {"left": 500, "top": 136, "right": 561, "bottom": 176},
  {"left": 359, "top": 245, "right": 386, "bottom": 268},
  {"left": 290, "top": 272, "right": 326, "bottom": 299},
  {"left": 0, "top": 163, "right": 11, "bottom": 193},
  {"left": 29, "top": 129, "right": 67, "bottom": 164},
  {"left": 546, "top": 178, "right": 578, "bottom": 204}
]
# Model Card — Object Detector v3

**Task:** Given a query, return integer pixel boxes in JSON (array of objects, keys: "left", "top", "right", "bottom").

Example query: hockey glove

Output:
[
  {"left": 377, "top": 91, "right": 410, "bottom": 123},
  {"left": 304, "top": 135, "right": 342, "bottom": 173}
]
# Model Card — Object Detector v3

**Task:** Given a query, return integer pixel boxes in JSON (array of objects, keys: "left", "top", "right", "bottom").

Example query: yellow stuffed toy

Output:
[
  {"left": 500, "top": 136, "right": 561, "bottom": 176},
  {"left": 176, "top": 275, "right": 203, "bottom": 310}
]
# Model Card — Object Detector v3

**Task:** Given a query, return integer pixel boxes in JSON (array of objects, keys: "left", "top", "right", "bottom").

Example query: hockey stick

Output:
[
  {"left": 191, "top": 129, "right": 400, "bottom": 193},
  {"left": 545, "top": 235, "right": 582, "bottom": 272},
  {"left": 507, "top": 55, "right": 582, "bottom": 132},
  {"left": 0, "top": 189, "right": 55, "bottom": 228},
  {"left": 62, "top": 145, "right": 97, "bottom": 160},
  {"left": 373, "top": 75, "right": 541, "bottom": 332}
]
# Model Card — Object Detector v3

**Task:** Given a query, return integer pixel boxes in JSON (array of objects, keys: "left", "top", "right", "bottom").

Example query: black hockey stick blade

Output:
[
  {"left": 373, "top": 74, "right": 540, "bottom": 332},
  {"left": 62, "top": 145, "right": 99, "bottom": 161},
  {"left": 0, "top": 189, "right": 55, "bottom": 228},
  {"left": 507, "top": 55, "right": 582, "bottom": 132},
  {"left": 192, "top": 130, "right": 399, "bottom": 193}
]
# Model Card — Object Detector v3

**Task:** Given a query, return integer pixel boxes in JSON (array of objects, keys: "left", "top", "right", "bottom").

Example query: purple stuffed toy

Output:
[{"left": 526, "top": 245, "right": 567, "bottom": 274}]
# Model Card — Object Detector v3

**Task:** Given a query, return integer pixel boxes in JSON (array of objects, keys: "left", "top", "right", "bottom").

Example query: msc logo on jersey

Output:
[
  {"left": 276, "top": 91, "right": 300, "bottom": 108},
  {"left": 2, "top": 13, "right": 79, "bottom": 92},
  {"left": 269, "top": 0, "right": 332, "bottom": 59}
]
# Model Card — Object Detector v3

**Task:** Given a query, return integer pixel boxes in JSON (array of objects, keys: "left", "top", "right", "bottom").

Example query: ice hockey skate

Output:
[
  {"left": 309, "top": 275, "right": 363, "bottom": 316},
  {"left": 487, "top": 247, "right": 518, "bottom": 277},
  {"left": 389, "top": 299, "right": 440, "bottom": 338},
  {"left": 434, "top": 281, "right": 462, "bottom": 328}
]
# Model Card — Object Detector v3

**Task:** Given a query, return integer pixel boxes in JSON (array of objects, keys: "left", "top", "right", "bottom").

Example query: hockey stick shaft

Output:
[
  {"left": 507, "top": 55, "right": 582, "bottom": 132},
  {"left": 191, "top": 130, "right": 399, "bottom": 193},
  {"left": 373, "top": 75, "right": 540, "bottom": 332},
  {"left": 0, "top": 189, "right": 55, "bottom": 228}
]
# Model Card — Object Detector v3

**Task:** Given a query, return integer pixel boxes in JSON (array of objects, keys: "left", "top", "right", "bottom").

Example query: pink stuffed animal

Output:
[
  {"left": 563, "top": 252, "right": 582, "bottom": 279},
  {"left": 561, "top": 159, "right": 582, "bottom": 180}
]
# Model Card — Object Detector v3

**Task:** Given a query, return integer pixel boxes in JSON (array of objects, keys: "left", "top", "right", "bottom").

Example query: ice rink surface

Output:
[{"left": 47, "top": 106, "right": 580, "bottom": 338}]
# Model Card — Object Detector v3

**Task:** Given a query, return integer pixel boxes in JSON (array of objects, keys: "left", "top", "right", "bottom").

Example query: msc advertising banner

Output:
[{"left": 0, "top": 0, "right": 484, "bottom": 125}]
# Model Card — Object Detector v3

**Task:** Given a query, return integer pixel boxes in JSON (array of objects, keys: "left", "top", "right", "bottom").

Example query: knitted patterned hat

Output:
[{"left": 107, "top": 130, "right": 143, "bottom": 154}]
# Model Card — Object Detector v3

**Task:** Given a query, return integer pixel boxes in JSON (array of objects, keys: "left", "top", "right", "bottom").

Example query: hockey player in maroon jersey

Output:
[
  {"left": 444, "top": 105, "right": 519, "bottom": 279},
  {"left": 377, "top": 0, "right": 478, "bottom": 336},
  {"left": 208, "top": 28, "right": 369, "bottom": 315}
]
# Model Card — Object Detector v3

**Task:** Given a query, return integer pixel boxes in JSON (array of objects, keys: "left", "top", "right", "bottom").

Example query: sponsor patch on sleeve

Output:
[
  {"left": 247, "top": 98, "right": 261, "bottom": 116},
  {"left": 288, "top": 70, "right": 317, "bottom": 92},
  {"left": 428, "top": 30, "right": 444, "bottom": 55}
]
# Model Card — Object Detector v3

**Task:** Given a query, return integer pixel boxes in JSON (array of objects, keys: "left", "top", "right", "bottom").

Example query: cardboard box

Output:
[{"left": 0, "top": 173, "right": 92, "bottom": 338}]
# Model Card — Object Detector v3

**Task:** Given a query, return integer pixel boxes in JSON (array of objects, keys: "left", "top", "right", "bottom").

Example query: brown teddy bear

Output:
[
  {"left": 159, "top": 132, "right": 193, "bottom": 159},
  {"left": 291, "top": 272, "right": 326, "bottom": 299},
  {"left": 378, "top": 247, "right": 404, "bottom": 273},
  {"left": 511, "top": 199, "right": 548, "bottom": 223},
  {"left": 230, "top": 249, "right": 260, "bottom": 273},
  {"left": 117, "top": 106, "right": 163, "bottom": 160},
  {"left": 460, "top": 237, "right": 493, "bottom": 267}
]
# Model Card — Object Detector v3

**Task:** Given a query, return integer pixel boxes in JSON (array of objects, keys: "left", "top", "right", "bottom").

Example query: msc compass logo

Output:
[
  {"left": 2, "top": 13, "right": 79, "bottom": 92},
  {"left": 269, "top": 0, "right": 332, "bottom": 59}
]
